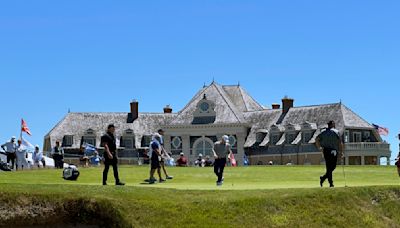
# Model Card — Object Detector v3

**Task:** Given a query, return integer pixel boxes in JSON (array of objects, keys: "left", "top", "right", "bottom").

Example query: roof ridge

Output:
[
  {"left": 239, "top": 86, "right": 264, "bottom": 111},
  {"left": 238, "top": 86, "right": 250, "bottom": 111},
  {"left": 178, "top": 86, "right": 208, "bottom": 114},
  {"left": 340, "top": 103, "right": 373, "bottom": 128},
  {"left": 290, "top": 102, "right": 341, "bottom": 109},
  {"left": 212, "top": 83, "right": 243, "bottom": 123},
  {"left": 45, "top": 113, "right": 70, "bottom": 137}
]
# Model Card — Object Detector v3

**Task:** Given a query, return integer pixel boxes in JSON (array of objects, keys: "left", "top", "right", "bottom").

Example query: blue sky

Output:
[{"left": 0, "top": 1, "right": 398, "bottom": 161}]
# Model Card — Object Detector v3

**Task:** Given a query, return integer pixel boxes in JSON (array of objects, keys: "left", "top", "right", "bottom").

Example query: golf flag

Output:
[
  {"left": 230, "top": 153, "right": 237, "bottom": 167},
  {"left": 21, "top": 119, "right": 32, "bottom": 136},
  {"left": 372, "top": 124, "right": 389, "bottom": 136}
]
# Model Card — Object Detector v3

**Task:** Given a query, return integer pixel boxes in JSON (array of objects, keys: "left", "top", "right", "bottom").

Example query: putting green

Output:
[{"left": 1, "top": 165, "right": 398, "bottom": 190}]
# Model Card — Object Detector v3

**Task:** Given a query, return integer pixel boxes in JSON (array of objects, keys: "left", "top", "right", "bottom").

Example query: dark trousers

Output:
[
  {"left": 103, "top": 159, "right": 120, "bottom": 184},
  {"left": 322, "top": 148, "right": 338, "bottom": 185},
  {"left": 53, "top": 155, "right": 64, "bottom": 169},
  {"left": 7, "top": 153, "right": 15, "bottom": 169},
  {"left": 214, "top": 158, "right": 227, "bottom": 182}
]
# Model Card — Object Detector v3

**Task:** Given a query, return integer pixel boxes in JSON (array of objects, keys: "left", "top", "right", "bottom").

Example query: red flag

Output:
[{"left": 21, "top": 119, "right": 32, "bottom": 136}]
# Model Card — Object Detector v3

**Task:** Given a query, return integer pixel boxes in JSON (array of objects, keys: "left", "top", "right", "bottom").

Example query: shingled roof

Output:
[
  {"left": 46, "top": 112, "right": 176, "bottom": 148},
  {"left": 170, "top": 82, "right": 262, "bottom": 125},
  {"left": 243, "top": 103, "right": 376, "bottom": 147}
]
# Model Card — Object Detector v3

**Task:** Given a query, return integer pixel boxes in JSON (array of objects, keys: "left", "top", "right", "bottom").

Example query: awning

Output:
[
  {"left": 276, "top": 133, "right": 286, "bottom": 146},
  {"left": 291, "top": 132, "right": 302, "bottom": 145},
  {"left": 244, "top": 134, "right": 256, "bottom": 148},
  {"left": 259, "top": 133, "right": 270, "bottom": 147},
  {"left": 308, "top": 130, "right": 320, "bottom": 144}
]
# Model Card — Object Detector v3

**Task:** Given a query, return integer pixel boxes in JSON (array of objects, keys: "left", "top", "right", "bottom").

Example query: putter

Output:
[{"left": 342, "top": 157, "right": 348, "bottom": 187}]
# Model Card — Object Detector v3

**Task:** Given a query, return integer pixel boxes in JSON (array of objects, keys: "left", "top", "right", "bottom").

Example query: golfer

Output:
[
  {"left": 315, "top": 121, "right": 344, "bottom": 188},
  {"left": 101, "top": 124, "right": 125, "bottom": 186},
  {"left": 212, "top": 135, "right": 232, "bottom": 186}
]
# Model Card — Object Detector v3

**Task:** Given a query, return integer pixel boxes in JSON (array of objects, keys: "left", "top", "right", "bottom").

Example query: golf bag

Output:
[
  {"left": 63, "top": 164, "right": 80, "bottom": 181},
  {"left": 0, "top": 160, "right": 12, "bottom": 171}
]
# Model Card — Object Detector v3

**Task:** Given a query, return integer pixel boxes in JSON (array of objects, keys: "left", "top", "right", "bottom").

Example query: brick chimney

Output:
[
  {"left": 272, "top": 103, "right": 281, "bottom": 110},
  {"left": 282, "top": 96, "right": 294, "bottom": 114},
  {"left": 127, "top": 100, "right": 139, "bottom": 123},
  {"left": 163, "top": 105, "right": 172, "bottom": 114}
]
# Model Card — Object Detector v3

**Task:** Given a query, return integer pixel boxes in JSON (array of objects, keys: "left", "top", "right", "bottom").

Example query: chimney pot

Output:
[
  {"left": 272, "top": 104, "right": 281, "bottom": 109},
  {"left": 163, "top": 105, "right": 173, "bottom": 114}
]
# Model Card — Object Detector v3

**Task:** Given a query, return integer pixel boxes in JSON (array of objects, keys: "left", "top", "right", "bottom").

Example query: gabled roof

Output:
[{"left": 170, "top": 82, "right": 247, "bottom": 125}]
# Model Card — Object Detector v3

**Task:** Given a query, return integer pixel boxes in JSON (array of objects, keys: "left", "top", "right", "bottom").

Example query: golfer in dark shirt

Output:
[
  {"left": 101, "top": 124, "right": 125, "bottom": 186},
  {"left": 213, "top": 135, "right": 232, "bottom": 186},
  {"left": 315, "top": 121, "right": 344, "bottom": 188}
]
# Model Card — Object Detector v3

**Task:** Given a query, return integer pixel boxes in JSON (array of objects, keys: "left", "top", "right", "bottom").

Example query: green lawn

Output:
[
  {"left": 0, "top": 166, "right": 399, "bottom": 227},
  {"left": 1, "top": 165, "right": 399, "bottom": 190}
]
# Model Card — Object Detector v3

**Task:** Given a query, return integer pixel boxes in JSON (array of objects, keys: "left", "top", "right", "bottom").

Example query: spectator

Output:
[
  {"left": 194, "top": 154, "right": 205, "bottom": 167},
  {"left": 204, "top": 156, "right": 213, "bottom": 167},
  {"left": 16, "top": 139, "right": 29, "bottom": 170},
  {"left": 176, "top": 152, "right": 188, "bottom": 167},
  {"left": 52, "top": 141, "right": 64, "bottom": 169},
  {"left": 79, "top": 146, "right": 90, "bottom": 168},
  {"left": 1, "top": 136, "right": 17, "bottom": 170},
  {"left": 91, "top": 151, "right": 101, "bottom": 166},
  {"left": 33, "top": 145, "right": 46, "bottom": 168}
]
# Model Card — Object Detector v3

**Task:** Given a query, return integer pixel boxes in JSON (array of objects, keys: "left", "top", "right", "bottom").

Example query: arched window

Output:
[{"left": 193, "top": 137, "right": 214, "bottom": 157}]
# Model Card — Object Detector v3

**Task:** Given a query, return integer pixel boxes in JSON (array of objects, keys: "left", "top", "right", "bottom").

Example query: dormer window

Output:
[
  {"left": 125, "top": 129, "right": 134, "bottom": 135},
  {"left": 86, "top": 129, "right": 95, "bottom": 135},
  {"left": 192, "top": 94, "right": 216, "bottom": 124}
]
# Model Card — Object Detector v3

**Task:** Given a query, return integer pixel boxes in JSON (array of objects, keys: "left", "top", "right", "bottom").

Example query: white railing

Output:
[{"left": 345, "top": 142, "right": 390, "bottom": 151}]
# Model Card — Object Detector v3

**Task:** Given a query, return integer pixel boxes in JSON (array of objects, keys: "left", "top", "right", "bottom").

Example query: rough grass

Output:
[{"left": 0, "top": 166, "right": 399, "bottom": 227}]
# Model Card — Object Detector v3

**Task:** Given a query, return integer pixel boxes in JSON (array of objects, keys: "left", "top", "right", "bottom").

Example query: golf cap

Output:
[
  {"left": 180, "top": 152, "right": 184, "bottom": 156},
  {"left": 35, "top": 145, "right": 39, "bottom": 148},
  {"left": 222, "top": 135, "right": 229, "bottom": 142},
  {"left": 11, "top": 136, "right": 16, "bottom": 140},
  {"left": 199, "top": 153, "right": 203, "bottom": 157}
]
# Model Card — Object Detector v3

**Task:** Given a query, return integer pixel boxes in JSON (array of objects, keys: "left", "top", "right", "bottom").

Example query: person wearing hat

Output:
[
  {"left": 212, "top": 135, "right": 233, "bottom": 186},
  {"left": 33, "top": 145, "right": 46, "bottom": 168},
  {"left": 195, "top": 153, "right": 205, "bottom": 167},
  {"left": 315, "top": 120, "right": 344, "bottom": 188},
  {"left": 147, "top": 133, "right": 164, "bottom": 184},
  {"left": 176, "top": 152, "right": 188, "bottom": 167},
  {"left": 157, "top": 129, "right": 173, "bottom": 179},
  {"left": 101, "top": 124, "right": 125, "bottom": 186},
  {"left": 1, "top": 136, "right": 17, "bottom": 170}
]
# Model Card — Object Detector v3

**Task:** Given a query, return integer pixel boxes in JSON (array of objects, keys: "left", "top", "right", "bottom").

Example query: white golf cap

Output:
[
  {"left": 11, "top": 136, "right": 16, "bottom": 139},
  {"left": 180, "top": 152, "right": 184, "bottom": 156},
  {"left": 222, "top": 135, "right": 229, "bottom": 142},
  {"left": 199, "top": 153, "right": 203, "bottom": 157},
  {"left": 35, "top": 144, "right": 40, "bottom": 148}
]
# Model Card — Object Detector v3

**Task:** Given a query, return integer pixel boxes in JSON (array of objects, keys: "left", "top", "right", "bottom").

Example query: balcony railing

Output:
[{"left": 345, "top": 142, "right": 390, "bottom": 151}]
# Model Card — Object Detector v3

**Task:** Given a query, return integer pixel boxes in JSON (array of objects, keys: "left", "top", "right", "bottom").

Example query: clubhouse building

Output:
[{"left": 44, "top": 82, "right": 391, "bottom": 165}]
